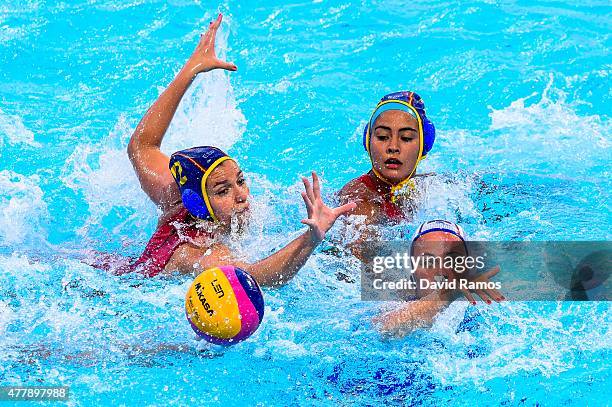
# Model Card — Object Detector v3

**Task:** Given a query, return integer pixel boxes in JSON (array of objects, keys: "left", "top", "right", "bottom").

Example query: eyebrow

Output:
[
  {"left": 213, "top": 171, "right": 244, "bottom": 188},
  {"left": 213, "top": 180, "right": 231, "bottom": 188},
  {"left": 374, "top": 125, "right": 417, "bottom": 133}
]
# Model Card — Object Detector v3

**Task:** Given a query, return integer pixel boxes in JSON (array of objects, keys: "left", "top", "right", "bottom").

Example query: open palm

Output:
[
  {"left": 301, "top": 172, "right": 356, "bottom": 243},
  {"left": 188, "top": 13, "right": 237, "bottom": 74}
]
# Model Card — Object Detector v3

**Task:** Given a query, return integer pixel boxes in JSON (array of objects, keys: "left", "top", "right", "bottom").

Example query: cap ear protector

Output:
[
  {"left": 169, "top": 146, "right": 232, "bottom": 222},
  {"left": 362, "top": 91, "right": 436, "bottom": 158},
  {"left": 180, "top": 189, "right": 210, "bottom": 219}
]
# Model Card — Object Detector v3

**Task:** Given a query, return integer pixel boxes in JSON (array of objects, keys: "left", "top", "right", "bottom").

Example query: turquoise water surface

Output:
[{"left": 1, "top": 0, "right": 610, "bottom": 405}]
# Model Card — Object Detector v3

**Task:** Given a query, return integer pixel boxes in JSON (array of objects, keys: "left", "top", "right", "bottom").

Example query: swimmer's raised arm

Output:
[
  {"left": 127, "top": 14, "right": 237, "bottom": 211},
  {"left": 174, "top": 172, "right": 356, "bottom": 286}
]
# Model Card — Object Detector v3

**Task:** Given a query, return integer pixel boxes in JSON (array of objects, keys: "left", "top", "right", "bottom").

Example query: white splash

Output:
[
  {"left": 60, "top": 115, "right": 155, "bottom": 238},
  {"left": 487, "top": 74, "right": 610, "bottom": 174},
  {"left": 0, "top": 108, "right": 40, "bottom": 148},
  {"left": 0, "top": 170, "right": 48, "bottom": 246},
  {"left": 426, "top": 301, "right": 612, "bottom": 387},
  {"left": 0, "top": 300, "right": 13, "bottom": 337}
]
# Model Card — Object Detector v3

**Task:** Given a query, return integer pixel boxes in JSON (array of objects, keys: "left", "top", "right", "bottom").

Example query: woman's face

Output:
[
  {"left": 369, "top": 110, "right": 421, "bottom": 184},
  {"left": 205, "top": 160, "right": 250, "bottom": 227},
  {"left": 412, "top": 231, "right": 467, "bottom": 297}
]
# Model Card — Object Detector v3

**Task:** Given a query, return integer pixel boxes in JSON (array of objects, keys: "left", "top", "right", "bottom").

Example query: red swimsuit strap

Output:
[
  {"left": 356, "top": 173, "right": 405, "bottom": 221},
  {"left": 131, "top": 207, "right": 206, "bottom": 277},
  {"left": 356, "top": 173, "right": 390, "bottom": 194}
]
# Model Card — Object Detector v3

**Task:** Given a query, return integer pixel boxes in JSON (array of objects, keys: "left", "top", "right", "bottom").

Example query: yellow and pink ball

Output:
[{"left": 185, "top": 265, "right": 264, "bottom": 345}]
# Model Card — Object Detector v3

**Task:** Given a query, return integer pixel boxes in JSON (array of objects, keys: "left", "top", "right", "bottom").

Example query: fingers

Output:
[
  {"left": 215, "top": 59, "right": 238, "bottom": 71},
  {"left": 301, "top": 219, "right": 316, "bottom": 228},
  {"left": 333, "top": 202, "right": 357, "bottom": 217},
  {"left": 301, "top": 191, "right": 313, "bottom": 218},
  {"left": 201, "top": 13, "right": 222, "bottom": 48},
  {"left": 200, "top": 28, "right": 212, "bottom": 46},
  {"left": 301, "top": 176, "right": 315, "bottom": 203},
  {"left": 474, "top": 289, "right": 493, "bottom": 304},
  {"left": 209, "top": 13, "right": 222, "bottom": 46},
  {"left": 312, "top": 171, "right": 321, "bottom": 199},
  {"left": 486, "top": 287, "right": 505, "bottom": 302},
  {"left": 483, "top": 265, "right": 500, "bottom": 279},
  {"left": 463, "top": 287, "right": 504, "bottom": 304},
  {"left": 461, "top": 289, "right": 476, "bottom": 305}
]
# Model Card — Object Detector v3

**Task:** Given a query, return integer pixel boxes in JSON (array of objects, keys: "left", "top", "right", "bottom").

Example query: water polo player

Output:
[
  {"left": 374, "top": 220, "right": 504, "bottom": 338},
  {"left": 126, "top": 14, "right": 356, "bottom": 285},
  {"left": 338, "top": 91, "right": 435, "bottom": 228}
]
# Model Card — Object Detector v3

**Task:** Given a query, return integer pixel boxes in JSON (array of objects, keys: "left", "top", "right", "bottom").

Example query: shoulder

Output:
[
  {"left": 165, "top": 240, "right": 233, "bottom": 276},
  {"left": 157, "top": 202, "right": 187, "bottom": 228},
  {"left": 338, "top": 175, "right": 378, "bottom": 203},
  {"left": 338, "top": 176, "right": 382, "bottom": 219}
]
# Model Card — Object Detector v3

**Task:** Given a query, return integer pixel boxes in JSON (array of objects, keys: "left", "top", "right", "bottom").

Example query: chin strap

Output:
[
  {"left": 390, "top": 178, "right": 417, "bottom": 203},
  {"left": 366, "top": 99, "right": 426, "bottom": 203},
  {"left": 371, "top": 155, "right": 425, "bottom": 203}
]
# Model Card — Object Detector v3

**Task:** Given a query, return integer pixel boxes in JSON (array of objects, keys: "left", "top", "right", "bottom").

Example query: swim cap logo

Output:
[{"left": 170, "top": 162, "right": 187, "bottom": 186}]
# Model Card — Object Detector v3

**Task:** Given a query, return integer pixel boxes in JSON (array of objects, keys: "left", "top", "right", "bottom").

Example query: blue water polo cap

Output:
[
  {"left": 362, "top": 91, "right": 436, "bottom": 157},
  {"left": 169, "top": 146, "right": 232, "bottom": 221}
]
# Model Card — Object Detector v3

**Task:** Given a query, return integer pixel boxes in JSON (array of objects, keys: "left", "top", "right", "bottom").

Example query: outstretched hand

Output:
[
  {"left": 301, "top": 172, "right": 357, "bottom": 244},
  {"left": 186, "top": 13, "right": 237, "bottom": 75},
  {"left": 460, "top": 266, "right": 505, "bottom": 305}
]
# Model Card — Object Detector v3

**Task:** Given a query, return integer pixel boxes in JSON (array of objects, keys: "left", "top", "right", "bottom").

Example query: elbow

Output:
[
  {"left": 126, "top": 135, "right": 135, "bottom": 159},
  {"left": 127, "top": 134, "right": 139, "bottom": 163},
  {"left": 127, "top": 122, "right": 148, "bottom": 161}
]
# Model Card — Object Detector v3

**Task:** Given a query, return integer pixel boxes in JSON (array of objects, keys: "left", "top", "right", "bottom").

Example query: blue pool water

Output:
[{"left": 1, "top": 0, "right": 610, "bottom": 405}]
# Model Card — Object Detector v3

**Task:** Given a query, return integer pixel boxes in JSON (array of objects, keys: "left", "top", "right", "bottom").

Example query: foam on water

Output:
[
  {"left": 0, "top": 300, "right": 13, "bottom": 337},
  {"left": 412, "top": 173, "right": 481, "bottom": 229},
  {"left": 486, "top": 75, "right": 611, "bottom": 177},
  {"left": 0, "top": 170, "right": 48, "bottom": 247},
  {"left": 60, "top": 115, "right": 155, "bottom": 245},
  {"left": 0, "top": 108, "right": 40, "bottom": 148},
  {"left": 426, "top": 301, "right": 611, "bottom": 388},
  {"left": 419, "top": 76, "right": 612, "bottom": 240}
]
